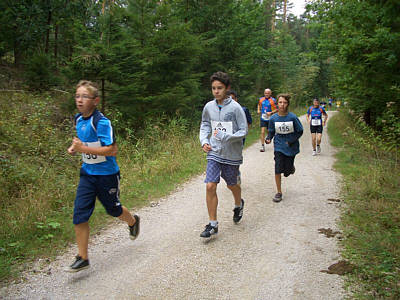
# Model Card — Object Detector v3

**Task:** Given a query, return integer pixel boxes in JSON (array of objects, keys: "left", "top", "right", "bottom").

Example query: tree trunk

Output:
[
  {"left": 54, "top": 24, "right": 58, "bottom": 61},
  {"left": 45, "top": 10, "right": 52, "bottom": 54},
  {"left": 271, "top": 0, "right": 276, "bottom": 32},
  {"left": 101, "top": 78, "right": 105, "bottom": 113},
  {"left": 283, "top": 0, "right": 287, "bottom": 23}
]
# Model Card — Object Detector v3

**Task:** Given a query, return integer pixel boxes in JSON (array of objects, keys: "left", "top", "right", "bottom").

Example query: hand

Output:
[
  {"left": 267, "top": 112, "right": 272, "bottom": 116},
  {"left": 213, "top": 129, "right": 219, "bottom": 137},
  {"left": 265, "top": 139, "right": 271, "bottom": 144},
  {"left": 202, "top": 143, "right": 212, "bottom": 152},
  {"left": 71, "top": 137, "right": 84, "bottom": 152},
  {"left": 67, "top": 145, "right": 76, "bottom": 155},
  {"left": 323, "top": 121, "right": 327, "bottom": 126}
]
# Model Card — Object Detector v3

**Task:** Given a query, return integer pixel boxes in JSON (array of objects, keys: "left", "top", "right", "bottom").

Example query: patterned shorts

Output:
[{"left": 205, "top": 159, "right": 239, "bottom": 186}]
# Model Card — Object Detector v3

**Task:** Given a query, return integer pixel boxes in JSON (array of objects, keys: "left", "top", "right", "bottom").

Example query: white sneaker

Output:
[
  {"left": 317, "top": 145, "right": 321, "bottom": 154},
  {"left": 260, "top": 144, "right": 265, "bottom": 152},
  {"left": 312, "top": 150, "right": 317, "bottom": 156}
]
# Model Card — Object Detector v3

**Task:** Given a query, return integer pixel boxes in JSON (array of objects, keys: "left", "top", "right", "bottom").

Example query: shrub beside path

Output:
[{"left": 1, "top": 113, "right": 345, "bottom": 299}]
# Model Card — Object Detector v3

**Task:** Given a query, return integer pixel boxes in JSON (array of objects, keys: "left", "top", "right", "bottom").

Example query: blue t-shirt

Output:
[
  {"left": 75, "top": 110, "right": 119, "bottom": 175},
  {"left": 242, "top": 106, "right": 252, "bottom": 125},
  {"left": 267, "top": 112, "right": 303, "bottom": 157},
  {"left": 307, "top": 106, "right": 326, "bottom": 125},
  {"left": 260, "top": 97, "right": 276, "bottom": 121}
]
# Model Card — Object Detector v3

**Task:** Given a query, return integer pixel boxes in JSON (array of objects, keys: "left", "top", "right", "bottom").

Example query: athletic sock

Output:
[{"left": 210, "top": 220, "right": 218, "bottom": 227}]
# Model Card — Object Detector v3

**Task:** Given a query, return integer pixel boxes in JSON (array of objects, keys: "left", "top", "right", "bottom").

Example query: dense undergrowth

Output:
[
  {"left": 0, "top": 91, "right": 260, "bottom": 283},
  {"left": 328, "top": 111, "right": 400, "bottom": 299}
]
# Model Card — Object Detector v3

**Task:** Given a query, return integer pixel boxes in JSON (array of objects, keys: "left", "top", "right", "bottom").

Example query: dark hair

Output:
[
  {"left": 277, "top": 93, "right": 291, "bottom": 106},
  {"left": 210, "top": 71, "right": 230, "bottom": 88},
  {"left": 228, "top": 90, "right": 237, "bottom": 98},
  {"left": 313, "top": 98, "right": 320, "bottom": 102}
]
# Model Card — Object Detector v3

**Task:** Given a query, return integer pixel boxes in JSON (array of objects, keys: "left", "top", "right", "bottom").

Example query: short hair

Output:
[
  {"left": 210, "top": 71, "right": 230, "bottom": 88},
  {"left": 277, "top": 93, "right": 291, "bottom": 106},
  {"left": 76, "top": 80, "right": 99, "bottom": 98},
  {"left": 313, "top": 98, "right": 320, "bottom": 102},
  {"left": 228, "top": 90, "right": 237, "bottom": 98}
]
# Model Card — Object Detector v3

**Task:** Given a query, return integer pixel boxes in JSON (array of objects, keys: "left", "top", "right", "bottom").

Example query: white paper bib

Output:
[
  {"left": 82, "top": 141, "right": 107, "bottom": 164},
  {"left": 311, "top": 118, "right": 322, "bottom": 126},
  {"left": 261, "top": 113, "right": 270, "bottom": 121},
  {"left": 275, "top": 121, "right": 294, "bottom": 135},
  {"left": 211, "top": 121, "right": 233, "bottom": 135}
]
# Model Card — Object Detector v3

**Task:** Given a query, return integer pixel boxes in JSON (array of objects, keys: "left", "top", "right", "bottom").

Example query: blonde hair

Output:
[{"left": 76, "top": 80, "right": 99, "bottom": 98}]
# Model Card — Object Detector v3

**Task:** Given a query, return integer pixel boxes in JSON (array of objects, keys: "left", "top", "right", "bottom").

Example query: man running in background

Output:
[
  {"left": 307, "top": 98, "right": 328, "bottom": 156},
  {"left": 257, "top": 89, "right": 277, "bottom": 152}
]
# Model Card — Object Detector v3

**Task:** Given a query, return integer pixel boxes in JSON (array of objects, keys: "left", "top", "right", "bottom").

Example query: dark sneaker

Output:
[
  {"left": 200, "top": 223, "right": 218, "bottom": 238},
  {"left": 65, "top": 255, "right": 89, "bottom": 273},
  {"left": 129, "top": 214, "right": 140, "bottom": 240},
  {"left": 317, "top": 145, "right": 321, "bottom": 154},
  {"left": 233, "top": 199, "right": 245, "bottom": 223},
  {"left": 273, "top": 193, "right": 283, "bottom": 203}
]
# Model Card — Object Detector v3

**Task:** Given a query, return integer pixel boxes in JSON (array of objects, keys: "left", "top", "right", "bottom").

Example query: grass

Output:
[
  {"left": 0, "top": 91, "right": 260, "bottom": 284},
  {"left": 328, "top": 111, "right": 400, "bottom": 299}
]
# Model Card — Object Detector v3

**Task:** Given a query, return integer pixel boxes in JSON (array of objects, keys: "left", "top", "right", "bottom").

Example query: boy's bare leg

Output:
[
  {"left": 260, "top": 127, "right": 266, "bottom": 144},
  {"left": 275, "top": 174, "right": 282, "bottom": 194},
  {"left": 75, "top": 222, "right": 89, "bottom": 260},
  {"left": 206, "top": 182, "right": 218, "bottom": 220},
  {"left": 227, "top": 184, "right": 242, "bottom": 206},
  {"left": 118, "top": 206, "right": 136, "bottom": 226}
]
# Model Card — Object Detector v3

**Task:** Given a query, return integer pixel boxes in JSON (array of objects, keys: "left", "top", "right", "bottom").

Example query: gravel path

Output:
[{"left": 1, "top": 113, "right": 345, "bottom": 299}]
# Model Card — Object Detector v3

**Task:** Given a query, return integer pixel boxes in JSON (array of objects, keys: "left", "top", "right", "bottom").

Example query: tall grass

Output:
[
  {"left": 0, "top": 92, "right": 260, "bottom": 283},
  {"left": 328, "top": 111, "right": 400, "bottom": 299}
]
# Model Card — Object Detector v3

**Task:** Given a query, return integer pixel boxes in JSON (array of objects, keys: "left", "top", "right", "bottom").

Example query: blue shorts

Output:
[
  {"left": 205, "top": 159, "right": 239, "bottom": 186},
  {"left": 73, "top": 170, "right": 123, "bottom": 224},
  {"left": 260, "top": 119, "right": 269, "bottom": 128}
]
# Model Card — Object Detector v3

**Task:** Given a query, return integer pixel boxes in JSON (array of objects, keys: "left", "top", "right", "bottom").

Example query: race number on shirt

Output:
[
  {"left": 211, "top": 121, "right": 233, "bottom": 135},
  {"left": 275, "top": 121, "right": 294, "bottom": 134},
  {"left": 261, "top": 113, "right": 270, "bottom": 121},
  {"left": 82, "top": 141, "right": 107, "bottom": 164},
  {"left": 311, "top": 118, "right": 322, "bottom": 126}
]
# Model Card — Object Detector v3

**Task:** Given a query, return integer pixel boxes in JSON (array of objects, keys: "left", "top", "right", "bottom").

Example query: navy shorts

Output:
[
  {"left": 205, "top": 159, "right": 239, "bottom": 186},
  {"left": 260, "top": 120, "right": 269, "bottom": 128},
  {"left": 73, "top": 170, "right": 123, "bottom": 224},
  {"left": 310, "top": 125, "right": 323, "bottom": 134},
  {"left": 274, "top": 151, "right": 295, "bottom": 177}
]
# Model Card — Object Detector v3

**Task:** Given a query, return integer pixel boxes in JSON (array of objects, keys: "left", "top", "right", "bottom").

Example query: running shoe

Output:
[
  {"left": 317, "top": 145, "right": 321, "bottom": 154},
  {"left": 65, "top": 255, "right": 89, "bottom": 273},
  {"left": 260, "top": 144, "right": 265, "bottom": 152},
  {"left": 273, "top": 193, "right": 283, "bottom": 203},
  {"left": 200, "top": 223, "right": 218, "bottom": 238},
  {"left": 233, "top": 199, "right": 245, "bottom": 223},
  {"left": 129, "top": 214, "right": 140, "bottom": 240},
  {"left": 312, "top": 150, "right": 317, "bottom": 156}
]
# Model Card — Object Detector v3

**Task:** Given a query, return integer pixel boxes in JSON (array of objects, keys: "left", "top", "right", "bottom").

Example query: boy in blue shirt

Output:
[
  {"left": 66, "top": 80, "right": 140, "bottom": 272},
  {"left": 265, "top": 94, "right": 303, "bottom": 202},
  {"left": 306, "top": 98, "right": 328, "bottom": 155}
]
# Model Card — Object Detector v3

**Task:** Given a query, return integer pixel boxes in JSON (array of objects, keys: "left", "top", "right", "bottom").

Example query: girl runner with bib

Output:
[{"left": 265, "top": 94, "right": 303, "bottom": 202}]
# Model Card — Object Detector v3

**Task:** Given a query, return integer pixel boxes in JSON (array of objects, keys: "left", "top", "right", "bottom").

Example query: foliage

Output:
[{"left": 328, "top": 111, "right": 400, "bottom": 299}]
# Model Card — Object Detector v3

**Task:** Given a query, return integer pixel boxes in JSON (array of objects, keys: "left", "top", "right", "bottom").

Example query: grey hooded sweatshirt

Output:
[{"left": 199, "top": 97, "right": 248, "bottom": 165}]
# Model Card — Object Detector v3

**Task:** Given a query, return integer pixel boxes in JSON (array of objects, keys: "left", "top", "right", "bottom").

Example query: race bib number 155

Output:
[{"left": 275, "top": 121, "right": 294, "bottom": 135}]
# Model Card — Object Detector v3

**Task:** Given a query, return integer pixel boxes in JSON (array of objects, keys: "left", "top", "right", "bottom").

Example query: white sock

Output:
[{"left": 210, "top": 220, "right": 218, "bottom": 227}]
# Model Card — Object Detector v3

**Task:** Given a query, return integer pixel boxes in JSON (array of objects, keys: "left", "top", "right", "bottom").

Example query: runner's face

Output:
[
  {"left": 313, "top": 100, "right": 319, "bottom": 107},
  {"left": 264, "top": 90, "right": 271, "bottom": 98},
  {"left": 278, "top": 97, "right": 288, "bottom": 112},
  {"left": 212, "top": 80, "right": 228, "bottom": 102},
  {"left": 75, "top": 86, "right": 98, "bottom": 117}
]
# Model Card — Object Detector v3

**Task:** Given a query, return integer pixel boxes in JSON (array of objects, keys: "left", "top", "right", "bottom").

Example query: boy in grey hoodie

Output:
[{"left": 199, "top": 71, "right": 248, "bottom": 238}]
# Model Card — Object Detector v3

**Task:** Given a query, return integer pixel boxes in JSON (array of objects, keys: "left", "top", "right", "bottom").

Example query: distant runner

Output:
[
  {"left": 265, "top": 94, "right": 303, "bottom": 203},
  {"left": 257, "top": 89, "right": 277, "bottom": 152},
  {"left": 306, "top": 98, "right": 328, "bottom": 156},
  {"left": 199, "top": 72, "right": 248, "bottom": 238}
]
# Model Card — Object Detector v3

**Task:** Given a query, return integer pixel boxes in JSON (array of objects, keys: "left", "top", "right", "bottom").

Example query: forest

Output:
[{"left": 0, "top": 0, "right": 399, "bottom": 296}]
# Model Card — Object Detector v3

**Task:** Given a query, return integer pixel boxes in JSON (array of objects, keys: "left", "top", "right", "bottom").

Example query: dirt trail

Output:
[{"left": 1, "top": 112, "right": 344, "bottom": 299}]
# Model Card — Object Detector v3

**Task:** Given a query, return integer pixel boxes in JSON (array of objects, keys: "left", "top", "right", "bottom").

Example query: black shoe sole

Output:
[
  {"left": 65, "top": 265, "right": 90, "bottom": 273},
  {"left": 130, "top": 215, "right": 140, "bottom": 240}
]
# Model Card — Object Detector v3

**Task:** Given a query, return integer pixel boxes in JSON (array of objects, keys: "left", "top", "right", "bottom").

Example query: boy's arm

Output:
[
  {"left": 215, "top": 106, "right": 248, "bottom": 143},
  {"left": 199, "top": 106, "right": 211, "bottom": 147},
  {"left": 69, "top": 138, "right": 118, "bottom": 156},
  {"left": 266, "top": 119, "right": 275, "bottom": 142}
]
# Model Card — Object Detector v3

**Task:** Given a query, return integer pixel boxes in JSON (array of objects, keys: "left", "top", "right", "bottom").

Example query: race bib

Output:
[
  {"left": 311, "top": 118, "right": 322, "bottom": 126},
  {"left": 81, "top": 141, "right": 107, "bottom": 164},
  {"left": 275, "top": 121, "right": 294, "bottom": 135},
  {"left": 211, "top": 121, "right": 233, "bottom": 135},
  {"left": 261, "top": 113, "right": 270, "bottom": 121}
]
